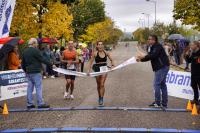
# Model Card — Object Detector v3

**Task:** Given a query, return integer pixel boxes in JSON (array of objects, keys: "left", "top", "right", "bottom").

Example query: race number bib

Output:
[
  {"left": 100, "top": 66, "right": 108, "bottom": 72},
  {"left": 67, "top": 64, "right": 75, "bottom": 69}
]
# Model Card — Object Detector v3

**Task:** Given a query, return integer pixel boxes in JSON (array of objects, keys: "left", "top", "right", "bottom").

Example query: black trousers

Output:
[
  {"left": 81, "top": 62, "right": 84, "bottom": 72},
  {"left": 191, "top": 77, "right": 200, "bottom": 101}
]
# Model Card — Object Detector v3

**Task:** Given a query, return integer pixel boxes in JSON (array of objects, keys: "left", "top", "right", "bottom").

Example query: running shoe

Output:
[
  {"left": 38, "top": 104, "right": 50, "bottom": 108},
  {"left": 161, "top": 105, "right": 168, "bottom": 110},
  {"left": 27, "top": 105, "right": 36, "bottom": 109},
  {"left": 50, "top": 75, "right": 55, "bottom": 79},
  {"left": 98, "top": 97, "right": 104, "bottom": 107},
  {"left": 64, "top": 92, "right": 70, "bottom": 99},
  {"left": 70, "top": 95, "right": 74, "bottom": 100},
  {"left": 149, "top": 102, "right": 161, "bottom": 108}
]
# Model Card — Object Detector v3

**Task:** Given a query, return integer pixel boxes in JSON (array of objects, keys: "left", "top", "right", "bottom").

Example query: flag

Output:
[{"left": 0, "top": 0, "right": 16, "bottom": 38}]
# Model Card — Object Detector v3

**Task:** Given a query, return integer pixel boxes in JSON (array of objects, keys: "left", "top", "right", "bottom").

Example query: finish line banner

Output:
[
  {"left": 0, "top": 0, "right": 16, "bottom": 38},
  {"left": 53, "top": 57, "right": 137, "bottom": 77}
]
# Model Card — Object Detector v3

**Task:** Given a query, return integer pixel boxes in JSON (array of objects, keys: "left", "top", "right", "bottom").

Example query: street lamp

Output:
[
  {"left": 138, "top": 18, "right": 145, "bottom": 28},
  {"left": 146, "top": 0, "right": 157, "bottom": 25},
  {"left": 142, "top": 13, "right": 150, "bottom": 29}
]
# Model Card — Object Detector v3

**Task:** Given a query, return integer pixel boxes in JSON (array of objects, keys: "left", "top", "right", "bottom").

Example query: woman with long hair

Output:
[{"left": 88, "top": 41, "right": 115, "bottom": 106}]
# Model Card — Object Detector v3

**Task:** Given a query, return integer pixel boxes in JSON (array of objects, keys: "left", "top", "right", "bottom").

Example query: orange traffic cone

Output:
[
  {"left": 191, "top": 104, "right": 198, "bottom": 116},
  {"left": 186, "top": 100, "right": 192, "bottom": 111},
  {"left": 2, "top": 103, "right": 9, "bottom": 115}
]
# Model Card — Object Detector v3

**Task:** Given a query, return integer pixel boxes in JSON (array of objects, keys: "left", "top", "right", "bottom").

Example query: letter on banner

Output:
[
  {"left": 0, "top": 0, "right": 16, "bottom": 38},
  {"left": 167, "top": 70, "right": 193, "bottom": 100}
]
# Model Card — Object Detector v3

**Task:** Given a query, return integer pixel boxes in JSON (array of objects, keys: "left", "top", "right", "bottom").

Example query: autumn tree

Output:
[
  {"left": 174, "top": 0, "right": 200, "bottom": 31},
  {"left": 105, "top": 28, "right": 123, "bottom": 44},
  {"left": 10, "top": 0, "right": 73, "bottom": 40},
  {"left": 41, "top": 2, "right": 73, "bottom": 40},
  {"left": 72, "top": 0, "right": 105, "bottom": 40},
  {"left": 133, "top": 28, "right": 150, "bottom": 43},
  {"left": 80, "top": 18, "right": 114, "bottom": 44},
  {"left": 10, "top": 0, "right": 39, "bottom": 40}
]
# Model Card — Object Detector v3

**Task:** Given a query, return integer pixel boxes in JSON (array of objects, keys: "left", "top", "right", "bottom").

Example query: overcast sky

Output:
[{"left": 104, "top": 0, "right": 174, "bottom": 32}]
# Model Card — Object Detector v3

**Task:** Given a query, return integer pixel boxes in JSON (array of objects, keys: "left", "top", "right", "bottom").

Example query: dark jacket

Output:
[
  {"left": 22, "top": 47, "right": 52, "bottom": 74},
  {"left": 141, "top": 43, "right": 170, "bottom": 71},
  {"left": 186, "top": 49, "right": 200, "bottom": 78}
]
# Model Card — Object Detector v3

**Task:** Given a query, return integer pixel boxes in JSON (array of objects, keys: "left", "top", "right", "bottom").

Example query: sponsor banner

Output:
[
  {"left": 0, "top": 70, "right": 27, "bottom": 86},
  {"left": 0, "top": 69, "right": 33, "bottom": 101},
  {"left": 0, "top": 0, "right": 16, "bottom": 38},
  {"left": 166, "top": 70, "right": 194, "bottom": 100}
]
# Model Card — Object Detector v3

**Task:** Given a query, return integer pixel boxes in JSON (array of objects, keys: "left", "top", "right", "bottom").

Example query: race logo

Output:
[
  {"left": 2, "top": 5, "right": 11, "bottom": 34},
  {"left": 166, "top": 71, "right": 191, "bottom": 86},
  {"left": 0, "top": 0, "right": 7, "bottom": 21}
]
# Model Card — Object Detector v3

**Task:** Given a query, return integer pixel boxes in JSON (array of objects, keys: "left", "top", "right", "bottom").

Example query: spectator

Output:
[
  {"left": 172, "top": 42, "right": 180, "bottom": 65},
  {"left": 39, "top": 45, "right": 48, "bottom": 79},
  {"left": 183, "top": 45, "right": 191, "bottom": 71},
  {"left": 43, "top": 45, "right": 55, "bottom": 78},
  {"left": 163, "top": 41, "right": 170, "bottom": 59},
  {"left": 8, "top": 46, "right": 21, "bottom": 70},
  {"left": 137, "top": 35, "right": 170, "bottom": 109},
  {"left": 53, "top": 46, "right": 61, "bottom": 77},
  {"left": 185, "top": 41, "right": 200, "bottom": 105},
  {"left": 22, "top": 38, "right": 52, "bottom": 109},
  {"left": 168, "top": 43, "right": 174, "bottom": 63},
  {"left": 76, "top": 45, "right": 83, "bottom": 72}
]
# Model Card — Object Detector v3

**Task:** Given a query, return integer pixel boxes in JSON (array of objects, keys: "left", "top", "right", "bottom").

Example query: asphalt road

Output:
[{"left": 0, "top": 43, "right": 200, "bottom": 131}]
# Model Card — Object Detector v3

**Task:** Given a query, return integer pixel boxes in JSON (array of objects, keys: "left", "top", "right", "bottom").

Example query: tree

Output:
[
  {"left": 10, "top": 0, "right": 39, "bottom": 40},
  {"left": 174, "top": 0, "right": 200, "bottom": 31},
  {"left": 105, "top": 28, "right": 123, "bottom": 44},
  {"left": 41, "top": 2, "right": 73, "bottom": 40},
  {"left": 133, "top": 28, "right": 150, "bottom": 43},
  {"left": 80, "top": 17, "right": 114, "bottom": 44},
  {"left": 71, "top": 0, "right": 105, "bottom": 40},
  {"left": 10, "top": 0, "right": 73, "bottom": 40},
  {"left": 150, "top": 22, "right": 167, "bottom": 37}
]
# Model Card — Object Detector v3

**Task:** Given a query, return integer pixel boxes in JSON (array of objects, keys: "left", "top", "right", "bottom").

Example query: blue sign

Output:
[{"left": 0, "top": 71, "right": 27, "bottom": 86}]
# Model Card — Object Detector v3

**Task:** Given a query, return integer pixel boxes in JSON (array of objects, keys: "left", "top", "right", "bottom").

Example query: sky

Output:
[{"left": 104, "top": 0, "right": 175, "bottom": 32}]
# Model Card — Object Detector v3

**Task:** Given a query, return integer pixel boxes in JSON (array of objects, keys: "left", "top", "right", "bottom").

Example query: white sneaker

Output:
[
  {"left": 70, "top": 95, "right": 74, "bottom": 100},
  {"left": 43, "top": 76, "right": 47, "bottom": 79},
  {"left": 50, "top": 75, "right": 55, "bottom": 79},
  {"left": 64, "top": 92, "right": 69, "bottom": 99}
]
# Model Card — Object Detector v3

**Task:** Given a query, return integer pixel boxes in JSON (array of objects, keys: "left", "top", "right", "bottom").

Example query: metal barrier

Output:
[
  {"left": 1, "top": 127, "right": 200, "bottom": 133},
  {"left": 8, "top": 106, "right": 188, "bottom": 113}
]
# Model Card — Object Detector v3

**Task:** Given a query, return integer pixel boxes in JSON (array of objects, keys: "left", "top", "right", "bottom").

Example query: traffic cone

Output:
[
  {"left": 191, "top": 104, "right": 198, "bottom": 116},
  {"left": 186, "top": 100, "right": 192, "bottom": 111},
  {"left": 2, "top": 103, "right": 9, "bottom": 115}
]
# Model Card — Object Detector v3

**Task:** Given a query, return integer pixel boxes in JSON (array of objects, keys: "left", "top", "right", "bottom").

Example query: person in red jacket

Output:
[{"left": 8, "top": 46, "right": 21, "bottom": 70}]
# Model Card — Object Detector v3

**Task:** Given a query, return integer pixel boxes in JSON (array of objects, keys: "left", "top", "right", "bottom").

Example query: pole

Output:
[
  {"left": 154, "top": 1, "right": 156, "bottom": 25},
  {"left": 147, "top": 15, "right": 150, "bottom": 29},
  {"left": 146, "top": 0, "right": 157, "bottom": 25},
  {"left": 173, "top": 0, "right": 176, "bottom": 25},
  {"left": 142, "top": 13, "right": 150, "bottom": 29}
]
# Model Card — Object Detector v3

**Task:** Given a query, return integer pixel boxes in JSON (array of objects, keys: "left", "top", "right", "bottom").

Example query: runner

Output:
[
  {"left": 88, "top": 41, "right": 115, "bottom": 106},
  {"left": 61, "top": 41, "right": 78, "bottom": 100}
]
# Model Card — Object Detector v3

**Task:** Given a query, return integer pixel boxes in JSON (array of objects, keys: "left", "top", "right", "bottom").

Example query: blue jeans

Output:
[
  {"left": 154, "top": 66, "right": 169, "bottom": 107},
  {"left": 26, "top": 73, "right": 44, "bottom": 106}
]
